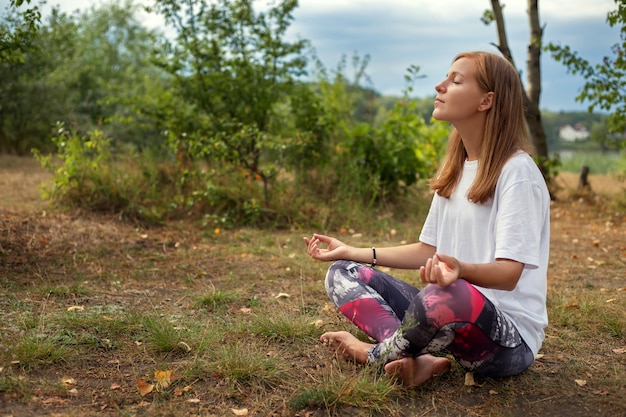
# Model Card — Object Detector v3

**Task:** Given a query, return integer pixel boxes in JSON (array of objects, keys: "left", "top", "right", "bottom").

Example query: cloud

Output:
[
  {"left": 290, "top": 0, "right": 620, "bottom": 110},
  {"left": 39, "top": 0, "right": 621, "bottom": 110}
]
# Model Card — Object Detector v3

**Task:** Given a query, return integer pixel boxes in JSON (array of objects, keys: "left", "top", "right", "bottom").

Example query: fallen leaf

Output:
[
  {"left": 137, "top": 379, "right": 154, "bottom": 396},
  {"left": 275, "top": 292, "right": 290, "bottom": 299},
  {"left": 310, "top": 319, "right": 324, "bottom": 328},
  {"left": 154, "top": 370, "right": 173, "bottom": 391},
  {"left": 231, "top": 408, "right": 248, "bottom": 416},
  {"left": 239, "top": 307, "right": 252, "bottom": 314},
  {"left": 489, "top": 389, "right": 498, "bottom": 395},
  {"left": 605, "top": 298, "right": 616, "bottom": 303},
  {"left": 535, "top": 353, "right": 545, "bottom": 360},
  {"left": 68, "top": 388, "right": 78, "bottom": 396},
  {"left": 61, "top": 376, "right": 76, "bottom": 386},
  {"left": 463, "top": 372, "right": 485, "bottom": 387},
  {"left": 612, "top": 347, "right": 626, "bottom": 354},
  {"left": 110, "top": 383, "right": 121, "bottom": 390},
  {"left": 67, "top": 306, "right": 84, "bottom": 312},
  {"left": 188, "top": 398, "right": 200, "bottom": 403},
  {"left": 575, "top": 379, "right": 587, "bottom": 387}
]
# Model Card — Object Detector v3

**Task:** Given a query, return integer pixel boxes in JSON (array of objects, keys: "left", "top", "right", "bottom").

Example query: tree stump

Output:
[{"left": 578, "top": 165, "right": 591, "bottom": 190}]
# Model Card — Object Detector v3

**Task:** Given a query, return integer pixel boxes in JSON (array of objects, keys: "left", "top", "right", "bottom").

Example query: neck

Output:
[{"left": 452, "top": 115, "right": 486, "bottom": 161}]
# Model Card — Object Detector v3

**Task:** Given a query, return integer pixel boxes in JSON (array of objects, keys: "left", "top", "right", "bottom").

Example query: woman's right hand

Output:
[{"left": 303, "top": 233, "right": 349, "bottom": 262}]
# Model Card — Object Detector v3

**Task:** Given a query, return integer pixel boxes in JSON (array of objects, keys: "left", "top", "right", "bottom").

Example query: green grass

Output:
[{"left": 555, "top": 149, "right": 624, "bottom": 174}]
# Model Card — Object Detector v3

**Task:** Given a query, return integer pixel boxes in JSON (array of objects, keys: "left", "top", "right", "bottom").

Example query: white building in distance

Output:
[{"left": 559, "top": 124, "right": 590, "bottom": 142}]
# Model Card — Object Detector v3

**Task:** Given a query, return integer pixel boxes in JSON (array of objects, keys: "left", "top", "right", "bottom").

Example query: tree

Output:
[
  {"left": 0, "top": 0, "right": 40, "bottom": 63},
  {"left": 150, "top": 0, "right": 310, "bottom": 207},
  {"left": 0, "top": 0, "right": 163, "bottom": 153},
  {"left": 482, "top": 0, "right": 554, "bottom": 194},
  {"left": 546, "top": 0, "right": 626, "bottom": 140}
]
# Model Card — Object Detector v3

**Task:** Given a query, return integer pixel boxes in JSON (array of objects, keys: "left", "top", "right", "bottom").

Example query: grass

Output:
[
  {"left": 555, "top": 149, "right": 624, "bottom": 175},
  {"left": 0, "top": 156, "right": 625, "bottom": 416}
]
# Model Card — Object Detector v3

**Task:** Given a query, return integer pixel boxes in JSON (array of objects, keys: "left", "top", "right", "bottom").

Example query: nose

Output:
[{"left": 435, "top": 81, "right": 445, "bottom": 93}]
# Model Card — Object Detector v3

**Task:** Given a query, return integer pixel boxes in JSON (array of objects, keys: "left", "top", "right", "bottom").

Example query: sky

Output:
[{"left": 12, "top": 0, "right": 622, "bottom": 112}]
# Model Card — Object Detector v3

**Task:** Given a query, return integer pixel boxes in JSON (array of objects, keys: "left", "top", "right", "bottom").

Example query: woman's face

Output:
[{"left": 432, "top": 57, "right": 491, "bottom": 124}]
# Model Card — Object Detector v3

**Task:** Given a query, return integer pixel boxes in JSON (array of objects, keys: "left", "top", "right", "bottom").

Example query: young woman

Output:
[{"left": 304, "top": 51, "right": 550, "bottom": 387}]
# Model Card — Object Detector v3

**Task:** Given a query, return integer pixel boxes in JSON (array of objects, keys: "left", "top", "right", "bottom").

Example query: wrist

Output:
[{"left": 370, "top": 247, "right": 377, "bottom": 268}]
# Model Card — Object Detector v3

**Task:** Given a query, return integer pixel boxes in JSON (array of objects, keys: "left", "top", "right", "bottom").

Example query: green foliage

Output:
[
  {"left": 34, "top": 123, "right": 125, "bottom": 212},
  {"left": 0, "top": 0, "right": 162, "bottom": 154},
  {"left": 0, "top": 0, "right": 41, "bottom": 63},
  {"left": 33, "top": 123, "right": 190, "bottom": 224},
  {"left": 150, "top": 0, "right": 309, "bottom": 207},
  {"left": 301, "top": 63, "right": 448, "bottom": 207},
  {"left": 21, "top": 0, "right": 450, "bottom": 230},
  {"left": 546, "top": 0, "right": 626, "bottom": 137}
]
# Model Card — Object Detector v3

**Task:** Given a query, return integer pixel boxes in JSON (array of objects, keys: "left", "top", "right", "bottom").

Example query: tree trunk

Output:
[
  {"left": 489, "top": 0, "right": 553, "bottom": 196},
  {"left": 525, "top": 0, "right": 548, "bottom": 159}
]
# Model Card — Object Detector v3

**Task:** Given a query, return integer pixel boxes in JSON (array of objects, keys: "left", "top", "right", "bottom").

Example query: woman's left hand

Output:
[{"left": 419, "top": 253, "right": 460, "bottom": 287}]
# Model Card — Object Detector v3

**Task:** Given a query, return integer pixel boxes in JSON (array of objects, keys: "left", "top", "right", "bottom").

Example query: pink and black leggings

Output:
[{"left": 325, "top": 260, "right": 535, "bottom": 377}]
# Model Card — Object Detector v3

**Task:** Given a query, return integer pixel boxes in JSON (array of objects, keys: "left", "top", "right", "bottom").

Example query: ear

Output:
[{"left": 478, "top": 91, "right": 494, "bottom": 111}]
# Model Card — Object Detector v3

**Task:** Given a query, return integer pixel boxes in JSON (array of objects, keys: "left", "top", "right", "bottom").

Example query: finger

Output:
[
  {"left": 433, "top": 264, "right": 444, "bottom": 286},
  {"left": 419, "top": 266, "right": 427, "bottom": 283},
  {"left": 424, "top": 257, "right": 433, "bottom": 280}
]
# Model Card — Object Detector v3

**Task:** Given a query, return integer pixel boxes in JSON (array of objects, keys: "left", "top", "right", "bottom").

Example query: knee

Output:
[
  {"left": 324, "top": 260, "right": 358, "bottom": 294},
  {"left": 325, "top": 260, "right": 350, "bottom": 285}
]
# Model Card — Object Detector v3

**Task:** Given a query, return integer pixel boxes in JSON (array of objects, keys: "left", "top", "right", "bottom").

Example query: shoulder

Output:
[
  {"left": 496, "top": 152, "right": 550, "bottom": 204},
  {"left": 500, "top": 152, "right": 544, "bottom": 184}
]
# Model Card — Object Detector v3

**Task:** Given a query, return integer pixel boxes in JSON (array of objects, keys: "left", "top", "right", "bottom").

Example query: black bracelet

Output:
[{"left": 371, "top": 247, "right": 377, "bottom": 268}]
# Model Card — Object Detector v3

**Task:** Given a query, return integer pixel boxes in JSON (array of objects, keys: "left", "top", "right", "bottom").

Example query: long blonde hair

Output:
[{"left": 429, "top": 51, "right": 532, "bottom": 203}]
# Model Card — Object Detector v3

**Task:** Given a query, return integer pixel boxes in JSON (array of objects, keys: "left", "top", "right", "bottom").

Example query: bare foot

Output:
[
  {"left": 319, "top": 331, "right": 373, "bottom": 364},
  {"left": 384, "top": 354, "right": 451, "bottom": 387}
]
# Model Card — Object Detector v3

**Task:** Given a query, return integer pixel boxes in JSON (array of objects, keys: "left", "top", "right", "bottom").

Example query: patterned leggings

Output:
[{"left": 325, "top": 260, "right": 535, "bottom": 377}]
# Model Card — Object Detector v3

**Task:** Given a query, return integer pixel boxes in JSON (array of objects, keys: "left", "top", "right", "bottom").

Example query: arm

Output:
[
  {"left": 420, "top": 253, "right": 523, "bottom": 291},
  {"left": 304, "top": 233, "right": 436, "bottom": 270}
]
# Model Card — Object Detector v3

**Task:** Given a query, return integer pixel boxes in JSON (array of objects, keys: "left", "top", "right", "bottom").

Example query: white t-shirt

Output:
[{"left": 419, "top": 152, "right": 550, "bottom": 356}]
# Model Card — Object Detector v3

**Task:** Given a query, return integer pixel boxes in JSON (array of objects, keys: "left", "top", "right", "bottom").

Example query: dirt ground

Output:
[{"left": 1, "top": 155, "right": 625, "bottom": 416}]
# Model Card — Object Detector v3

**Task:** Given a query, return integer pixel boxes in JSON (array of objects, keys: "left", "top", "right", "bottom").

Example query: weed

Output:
[
  {"left": 5, "top": 336, "right": 70, "bottom": 369},
  {"left": 194, "top": 287, "right": 238, "bottom": 312}
]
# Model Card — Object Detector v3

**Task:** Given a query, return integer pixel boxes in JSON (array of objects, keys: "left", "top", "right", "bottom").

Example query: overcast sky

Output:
[{"left": 16, "top": 0, "right": 622, "bottom": 112}]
